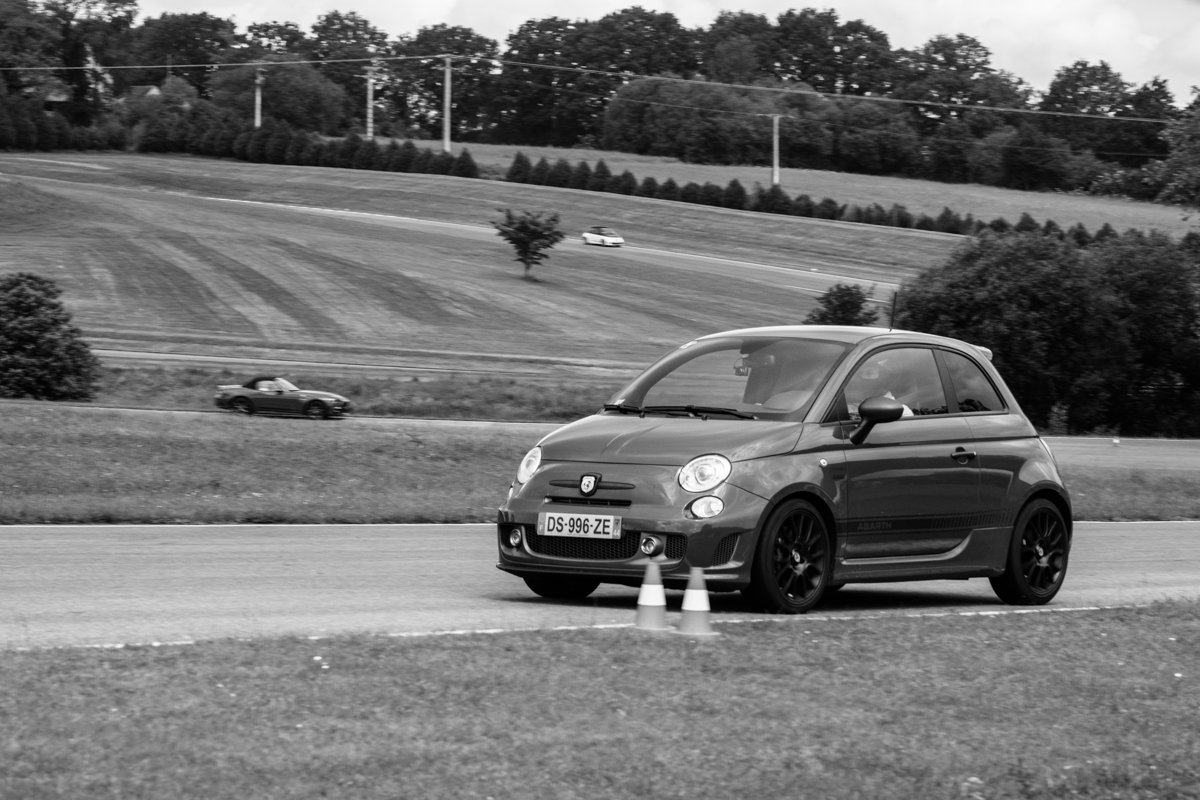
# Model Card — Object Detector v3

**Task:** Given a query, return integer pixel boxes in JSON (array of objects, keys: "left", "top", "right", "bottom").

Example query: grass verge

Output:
[
  {"left": 3, "top": 602, "right": 1197, "bottom": 799},
  {"left": 3, "top": 405, "right": 1198, "bottom": 523},
  {"left": 0, "top": 405, "right": 538, "bottom": 524}
]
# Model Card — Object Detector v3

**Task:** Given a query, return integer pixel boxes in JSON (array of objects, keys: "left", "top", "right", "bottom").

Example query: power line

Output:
[{"left": 0, "top": 51, "right": 1179, "bottom": 126}]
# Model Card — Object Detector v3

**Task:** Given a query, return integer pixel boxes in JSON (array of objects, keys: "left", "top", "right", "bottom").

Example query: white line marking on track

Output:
[{"left": 10, "top": 604, "right": 1153, "bottom": 653}]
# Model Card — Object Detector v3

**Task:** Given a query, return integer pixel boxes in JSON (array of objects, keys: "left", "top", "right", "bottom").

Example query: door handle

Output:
[{"left": 951, "top": 448, "right": 977, "bottom": 461}]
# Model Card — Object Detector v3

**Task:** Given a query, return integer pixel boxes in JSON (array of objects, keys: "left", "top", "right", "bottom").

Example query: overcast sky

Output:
[{"left": 140, "top": 0, "right": 1200, "bottom": 102}]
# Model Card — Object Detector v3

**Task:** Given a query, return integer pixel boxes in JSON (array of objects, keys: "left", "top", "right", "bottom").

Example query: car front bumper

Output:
[{"left": 496, "top": 461, "right": 768, "bottom": 590}]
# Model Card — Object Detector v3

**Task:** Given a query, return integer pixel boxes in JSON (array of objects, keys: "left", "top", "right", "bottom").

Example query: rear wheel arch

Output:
[{"left": 1025, "top": 486, "right": 1073, "bottom": 539}]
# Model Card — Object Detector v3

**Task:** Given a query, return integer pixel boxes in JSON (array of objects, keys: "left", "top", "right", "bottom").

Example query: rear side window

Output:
[
  {"left": 843, "top": 347, "right": 949, "bottom": 419},
  {"left": 943, "top": 351, "right": 1004, "bottom": 413}
]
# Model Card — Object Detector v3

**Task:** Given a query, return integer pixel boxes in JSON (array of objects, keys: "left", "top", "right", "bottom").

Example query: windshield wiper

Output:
[
  {"left": 642, "top": 405, "right": 758, "bottom": 420},
  {"left": 603, "top": 403, "right": 645, "bottom": 415}
]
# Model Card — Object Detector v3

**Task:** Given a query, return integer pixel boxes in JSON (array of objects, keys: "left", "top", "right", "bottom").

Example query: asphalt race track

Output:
[{"left": 2, "top": 521, "right": 1197, "bottom": 650}]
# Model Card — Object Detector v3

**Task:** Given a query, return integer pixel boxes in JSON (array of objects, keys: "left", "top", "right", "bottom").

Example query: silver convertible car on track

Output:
[
  {"left": 214, "top": 376, "right": 352, "bottom": 420},
  {"left": 497, "top": 326, "right": 1071, "bottom": 614}
]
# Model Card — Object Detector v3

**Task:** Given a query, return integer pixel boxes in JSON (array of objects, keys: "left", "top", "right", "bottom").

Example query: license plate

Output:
[{"left": 537, "top": 512, "right": 623, "bottom": 539}]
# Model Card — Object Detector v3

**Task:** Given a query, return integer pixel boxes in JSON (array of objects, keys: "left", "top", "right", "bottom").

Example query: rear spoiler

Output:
[{"left": 973, "top": 345, "right": 993, "bottom": 361}]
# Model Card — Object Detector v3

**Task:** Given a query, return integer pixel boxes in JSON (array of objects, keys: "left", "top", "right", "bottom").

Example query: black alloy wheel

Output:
[
  {"left": 990, "top": 499, "right": 1070, "bottom": 605},
  {"left": 303, "top": 401, "right": 329, "bottom": 420},
  {"left": 744, "top": 498, "right": 832, "bottom": 614},
  {"left": 523, "top": 576, "right": 601, "bottom": 600},
  {"left": 230, "top": 397, "right": 253, "bottom": 415}
]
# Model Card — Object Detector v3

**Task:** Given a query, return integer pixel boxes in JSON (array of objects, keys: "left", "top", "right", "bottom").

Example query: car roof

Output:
[
  {"left": 243, "top": 375, "right": 281, "bottom": 388},
  {"left": 697, "top": 325, "right": 991, "bottom": 358}
]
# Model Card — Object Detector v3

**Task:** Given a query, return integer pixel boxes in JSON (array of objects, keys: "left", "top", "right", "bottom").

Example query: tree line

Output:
[
  {"left": 3, "top": 2, "right": 1198, "bottom": 198},
  {"left": 898, "top": 231, "right": 1200, "bottom": 437}
]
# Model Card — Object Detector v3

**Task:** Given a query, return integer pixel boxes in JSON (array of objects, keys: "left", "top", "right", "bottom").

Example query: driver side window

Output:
[{"left": 842, "top": 348, "right": 949, "bottom": 420}]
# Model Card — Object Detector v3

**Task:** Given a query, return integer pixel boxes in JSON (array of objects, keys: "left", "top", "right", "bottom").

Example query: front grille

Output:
[
  {"left": 525, "top": 527, "right": 688, "bottom": 562},
  {"left": 545, "top": 496, "right": 632, "bottom": 508},
  {"left": 709, "top": 533, "right": 740, "bottom": 566},
  {"left": 526, "top": 528, "right": 640, "bottom": 560},
  {"left": 664, "top": 534, "right": 687, "bottom": 560}
]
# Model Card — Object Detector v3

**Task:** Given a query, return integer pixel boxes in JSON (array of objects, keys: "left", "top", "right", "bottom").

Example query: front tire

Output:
[
  {"left": 990, "top": 499, "right": 1069, "bottom": 605},
  {"left": 303, "top": 401, "right": 329, "bottom": 420},
  {"left": 523, "top": 576, "right": 601, "bottom": 600},
  {"left": 743, "top": 499, "right": 832, "bottom": 614}
]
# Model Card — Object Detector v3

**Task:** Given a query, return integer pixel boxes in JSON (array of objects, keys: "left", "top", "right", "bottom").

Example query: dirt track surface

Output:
[{"left": 2, "top": 521, "right": 1196, "bottom": 650}]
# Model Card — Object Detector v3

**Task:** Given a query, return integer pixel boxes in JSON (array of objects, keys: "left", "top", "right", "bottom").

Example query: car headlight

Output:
[
  {"left": 516, "top": 446, "right": 542, "bottom": 484},
  {"left": 678, "top": 455, "right": 731, "bottom": 493}
]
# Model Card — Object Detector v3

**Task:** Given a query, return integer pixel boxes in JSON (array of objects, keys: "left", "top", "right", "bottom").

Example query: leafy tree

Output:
[
  {"left": 353, "top": 138, "right": 378, "bottom": 169},
  {"left": 988, "top": 217, "right": 1011, "bottom": 233},
  {"left": 1042, "top": 220, "right": 1064, "bottom": 239},
  {"left": 679, "top": 181, "right": 702, "bottom": 203},
  {"left": 372, "top": 139, "right": 396, "bottom": 170},
  {"left": 1158, "top": 106, "right": 1200, "bottom": 208},
  {"left": 0, "top": 272, "right": 100, "bottom": 400},
  {"left": 701, "top": 11, "right": 775, "bottom": 82},
  {"left": 505, "top": 151, "right": 532, "bottom": 182},
  {"left": 803, "top": 283, "right": 879, "bottom": 326},
  {"left": 125, "top": 12, "right": 238, "bottom": 96},
  {"left": 892, "top": 34, "right": 1028, "bottom": 129},
  {"left": 307, "top": 11, "right": 388, "bottom": 127},
  {"left": 266, "top": 127, "right": 292, "bottom": 164},
  {"left": 491, "top": 209, "right": 567, "bottom": 279},
  {"left": 772, "top": 9, "right": 894, "bottom": 96},
  {"left": 210, "top": 60, "right": 348, "bottom": 134},
  {"left": 393, "top": 24, "right": 498, "bottom": 138},
  {"left": 1066, "top": 223, "right": 1093, "bottom": 247},
  {"left": 450, "top": 148, "right": 479, "bottom": 178},
  {"left": 934, "top": 207, "right": 962, "bottom": 233},
  {"left": 1094, "top": 222, "right": 1118, "bottom": 242},
  {"left": 914, "top": 213, "right": 936, "bottom": 230}
]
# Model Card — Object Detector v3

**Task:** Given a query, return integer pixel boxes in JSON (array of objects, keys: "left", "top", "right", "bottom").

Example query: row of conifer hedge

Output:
[{"left": 503, "top": 152, "right": 1137, "bottom": 244}]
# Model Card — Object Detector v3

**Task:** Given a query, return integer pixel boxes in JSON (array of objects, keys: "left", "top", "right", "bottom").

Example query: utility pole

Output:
[
  {"left": 770, "top": 114, "right": 781, "bottom": 187},
  {"left": 442, "top": 55, "right": 453, "bottom": 154},
  {"left": 362, "top": 65, "right": 381, "bottom": 139},
  {"left": 254, "top": 68, "right": 265, "bottom": 129}
]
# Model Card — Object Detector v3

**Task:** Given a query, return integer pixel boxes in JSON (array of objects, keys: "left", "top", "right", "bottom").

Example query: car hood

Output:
[{"left": 538, "top": 414, "right": 803, "bottom": 465}]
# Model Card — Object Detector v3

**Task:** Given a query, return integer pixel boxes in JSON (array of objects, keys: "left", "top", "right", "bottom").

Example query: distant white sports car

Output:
[{"left": 581, "top": 226, "right": 624, "bottom": 247}]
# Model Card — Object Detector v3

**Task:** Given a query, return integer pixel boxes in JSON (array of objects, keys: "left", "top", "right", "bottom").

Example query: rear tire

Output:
[
  {"left": 523, "top": 576, "right": 601, "bottom": 600},
  {"left": 742, "top": 499, "right": 832, "bottom": 614},
  {"left": 230, "top": 397, "right": 253, "bottom": 415},
  {"left": 990, "top": 499, "right": 1070, "bottom": 605}
]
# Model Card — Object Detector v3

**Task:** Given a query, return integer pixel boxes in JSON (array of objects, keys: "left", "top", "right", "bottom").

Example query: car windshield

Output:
[
  {"left": 597, "top": 227, "right": 619, "bottom": 236},
  {"left": 609, "top": 337, "right": 848, "bottom": 420},
  {"left": 275, "top": 378, "right": 299, "bottom": 391}
]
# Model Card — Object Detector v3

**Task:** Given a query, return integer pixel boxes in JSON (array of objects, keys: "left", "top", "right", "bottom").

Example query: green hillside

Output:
[{"left": 0, "top": 154, "right": 961, "bottom": 373}]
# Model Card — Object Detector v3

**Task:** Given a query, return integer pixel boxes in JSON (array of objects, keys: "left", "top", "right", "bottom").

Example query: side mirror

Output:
[{"left": 849, "top": 395, "right": 905, "bottom": 445}]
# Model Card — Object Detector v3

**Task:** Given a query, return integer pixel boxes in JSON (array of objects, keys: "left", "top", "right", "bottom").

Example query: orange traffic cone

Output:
[
  {"left": 677, "top": 567, "right": 719, "bottom": 636},
  {"left": 635, "top": 562, "right": 669, "bottom": 631}
]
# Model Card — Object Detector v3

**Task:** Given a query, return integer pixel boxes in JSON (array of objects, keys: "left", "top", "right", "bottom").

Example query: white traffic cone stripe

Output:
[
  {"left": 681, "top": 588, "right": 710, "bottom": 612},
  {"left": 637, "top": 582, "right": 666, "bottom": 606}
]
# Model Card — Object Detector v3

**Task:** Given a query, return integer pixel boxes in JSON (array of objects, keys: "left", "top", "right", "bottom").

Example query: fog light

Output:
[
  {"left": 690, "top": 496, "right": 725, "bottom": 519},
  {"left": 507, "top": 528, "right": 523, "bottom": 547},
  {"left": 640, "top": 536, "right": 664, "bottom": 556}
]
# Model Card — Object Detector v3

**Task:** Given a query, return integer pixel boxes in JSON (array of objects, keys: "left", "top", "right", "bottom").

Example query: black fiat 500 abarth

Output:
[{"left": 497, "top": 326, "right": 1071, "bottom": 614}]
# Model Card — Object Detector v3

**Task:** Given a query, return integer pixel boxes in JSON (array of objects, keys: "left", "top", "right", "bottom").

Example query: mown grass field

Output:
[
  {"left": 3, "top": 602, "right": 1196, "bottom": 799},
  {"left": 2, "top": 404, "right": 1196, "bottom": 524},
  {"left": 0, "top": 154, "right": 959, "bottom": 370},
  {"left": 408, "top": 138, "right": 1198, "bottom": 236}
]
